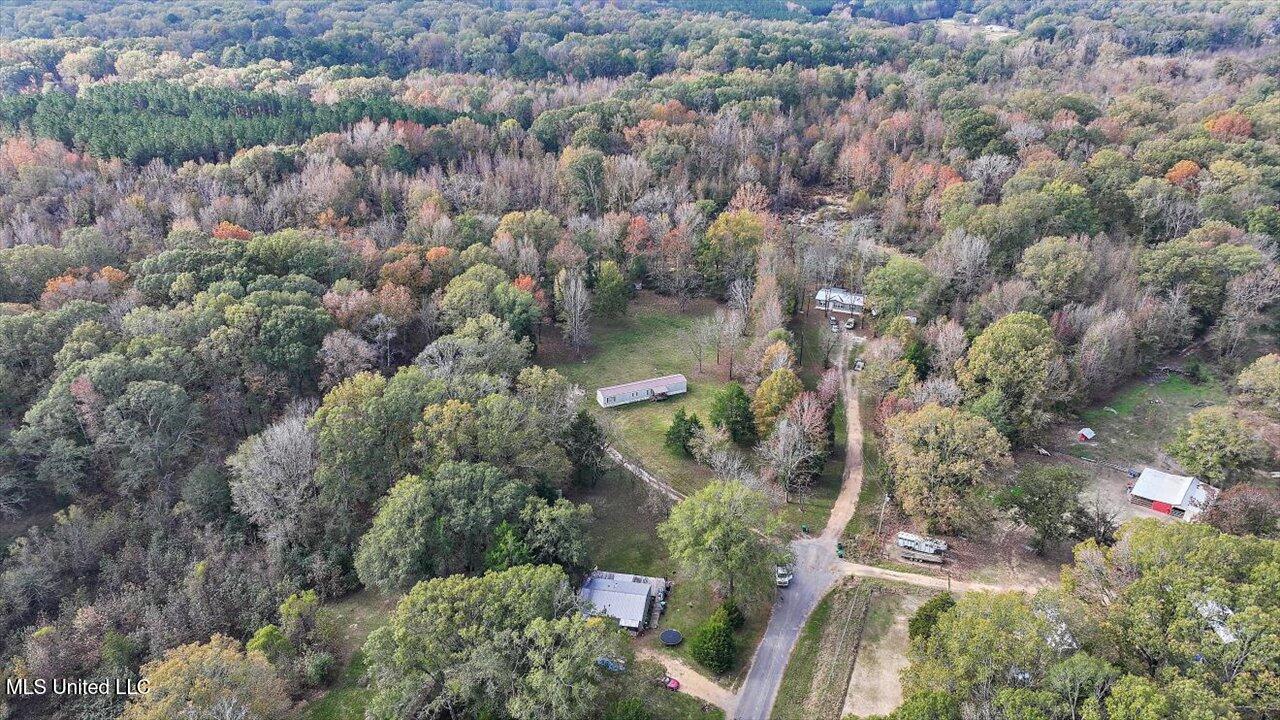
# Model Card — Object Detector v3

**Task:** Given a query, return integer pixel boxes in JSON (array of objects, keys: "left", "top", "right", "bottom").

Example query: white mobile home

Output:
[
  {"left": 596, "top": 374, "right": 687, "bottom": 408},
  {"left": 814, "top": 287, "right": 865, "bottom": 316}
]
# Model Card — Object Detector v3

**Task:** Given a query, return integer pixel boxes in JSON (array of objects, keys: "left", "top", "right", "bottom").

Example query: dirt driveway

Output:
[{"left": 638, "top": 647, "right": 735, "bottom": 714}]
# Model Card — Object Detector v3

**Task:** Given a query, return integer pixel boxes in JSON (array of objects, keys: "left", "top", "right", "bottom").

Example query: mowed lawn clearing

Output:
[
  {"left": 299, "top": 591, "right": 397, "bottom": 720},
  {"left": 543, "top": 294, "right": 727, "bottom": 497},
  {"left": 1062, "top": 372, "right": 1227, "bottom": 468},
  {"left": 573, "top": 468, "right": 771, "bottom": 690}
]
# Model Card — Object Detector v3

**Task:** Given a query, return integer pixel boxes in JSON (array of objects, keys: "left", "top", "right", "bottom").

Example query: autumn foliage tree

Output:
[
  {"left": 121, "top": 634, "right": 290, "bottom": 720},
  {"left": 885, "top": 403, "right": 1011, "bottom": 532}
]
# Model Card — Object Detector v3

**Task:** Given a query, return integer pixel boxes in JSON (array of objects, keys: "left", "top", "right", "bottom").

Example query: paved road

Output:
[
  {"left": 734, "top": 336, "right": 863, "bottom": 720},
  {"left": 735, "top": 538, "right": 844, "bottom": 719}
]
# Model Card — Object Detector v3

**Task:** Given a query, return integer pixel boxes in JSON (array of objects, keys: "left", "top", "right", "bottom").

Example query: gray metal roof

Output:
[
  {"left": 597, "top": 374, "right": 686, "bottom": 396},
  {"left": 1131, "top": 468, "right": 1197, "bottom": 507},
  {"left": 578, "top": 571, "right": 664, "bottom": 629},
  {"left": 814, "top": 287, "right": 865, "bottom": 306}
]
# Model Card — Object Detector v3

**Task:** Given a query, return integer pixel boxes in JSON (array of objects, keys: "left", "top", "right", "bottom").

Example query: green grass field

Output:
[
  {"left": 300, "top": 653, "right": 370, "bottom": 720},
  {"left": 641, "top": 573, "right": 772, "bottom": 688},
  {"left": 569, "top": 467, "right": 670, "bottom": 577},
  {"left": 545, "top": 297, "right": 726, "bottom": 497},
  {"left": 771, "top": 579, "right": 872, "bottom": 720},
  {"left": 794, "top": 313, "right": 842, "bottom": 386},
  {"left": 298, "top": 591, "right": 396, "bottom": 720},
  {"left": 1069, "top": 373, "right": 1227, "bottom": 467}
]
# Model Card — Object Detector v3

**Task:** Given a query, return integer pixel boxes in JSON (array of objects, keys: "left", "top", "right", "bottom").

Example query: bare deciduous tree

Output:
[
  {"left": 227, "top": 403, "right": 321, "bottom": 556},
  {"left": 555, "top": 268, "right": 591, "bottom": 355},
  {"left": 757, "top": 416, "right": 820, "bottom": 503},
  {"left": 926, "top": 228, "right": 990, "bottom": 298},
  {"left": 680, "top": 317, "right": 716, "bottom": 374},
  {"left": 910, "top": 377, "right": 964, "bottom": 407},
  {"left": 319, "top": 330, "right": 377, "bottom": 389},
  {"left": 969, "top": 154, "right": 1017, "bottom": 201},
  {"left": 1132, "top": 289, "right": 1194, "bottom": 361},
  {"left": 976, "top": 279, "right": 1035, "bottom": 324},
  {"left": 924, "top": 318, "right": 968, "bottom": 379},
  {"left": 1076, "top": 310, "right": 1137, "bottom": 398},
  {"left": 689, "top": 424, "right": 773, "bottom": 500},
  {"left": 1212, "top": 267, "right": 1280, "bottom": 360},
  {"left": 717, "top": 308, "right": 746, "bottom": 379},
  {"left": 728, "top": 278, "right": 754, "bottom": 332},
  {"left": 0, "top": 475, "right": 26, "bottom": 518}
]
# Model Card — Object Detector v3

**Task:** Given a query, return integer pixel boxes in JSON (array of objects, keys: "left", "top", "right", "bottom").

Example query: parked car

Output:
[
  {"left": 775, "top": 564, "right": 794, "bottom": 587},
  {"left": 844, "top": 318, "right": 856, "bottom": 330},
  {"left": 830, "top": 322, "right": 840, "bottom": 333},
  {"left": 659, "top": 675, "right": 681, "bottom": 691},
  {"left": 595, "top": 657, "right": 626, "bottom": 673}
]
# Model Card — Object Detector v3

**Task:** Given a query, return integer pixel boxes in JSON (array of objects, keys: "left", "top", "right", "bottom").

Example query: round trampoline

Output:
[{"left": 660, "top": 629, "right": 683, "bottom": 646}]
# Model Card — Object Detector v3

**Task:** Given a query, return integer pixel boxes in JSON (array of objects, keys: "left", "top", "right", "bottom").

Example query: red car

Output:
[{"left": 659, "top": 675, "right": 681, "bottom": 691}]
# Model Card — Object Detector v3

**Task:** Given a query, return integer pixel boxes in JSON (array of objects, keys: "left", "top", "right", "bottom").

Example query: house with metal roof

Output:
[
  {"left": 1128, "top": 468, "right": 1216, "bottom": 520},
  {"left": 578, "top": 570, "right": 667, "bottom": 631},
  {"left": 596, "top": 374, "right": 687, "bottom": 408},
  {"left": 814, "top": 287, "right": 865, "bottom": 316}
]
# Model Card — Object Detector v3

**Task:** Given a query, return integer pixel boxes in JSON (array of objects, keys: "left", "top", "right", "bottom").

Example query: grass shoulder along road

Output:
[
  {"left": 771, "top": 578, "right": 873, "bottom": 720},
  {"left": 844, "top": 389, "right": 888, "bottom": 545}
]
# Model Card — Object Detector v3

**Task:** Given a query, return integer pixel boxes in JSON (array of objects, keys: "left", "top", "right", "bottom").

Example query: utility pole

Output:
[{"left": 875, "top": 493, "right": 890, "bottom": 538}]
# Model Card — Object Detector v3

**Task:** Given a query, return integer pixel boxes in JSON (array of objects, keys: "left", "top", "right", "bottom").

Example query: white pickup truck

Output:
[{"left": 775, "top": 564, "right": 794, "bottom": 587}]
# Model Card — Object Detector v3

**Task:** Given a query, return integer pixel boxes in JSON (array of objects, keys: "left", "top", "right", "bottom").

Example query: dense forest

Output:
[{"left": 0, "top": 1, "right": 1278, "bottom": 720}]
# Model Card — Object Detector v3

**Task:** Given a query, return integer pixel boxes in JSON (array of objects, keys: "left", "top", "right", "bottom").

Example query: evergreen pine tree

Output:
[{"left": 709, "top": 382, "right": 756, "bottom": 445}]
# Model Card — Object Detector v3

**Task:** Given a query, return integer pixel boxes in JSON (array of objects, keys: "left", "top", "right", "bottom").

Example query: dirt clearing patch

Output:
[{"left": 842, "top": 589, "right": 925, "bottom": 718}]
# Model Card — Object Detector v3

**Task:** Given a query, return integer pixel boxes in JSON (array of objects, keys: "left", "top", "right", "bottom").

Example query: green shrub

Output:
[
  {"left": 664, "top": 408, "right": 703, "bottom": 456},
  {"left": 299, "top": 650, "right": 336, "bottom": 687},
  {"left": 246, "top": 624, "right": 294, "bottom": 666},
  {"left": 907, "top": 593, "right": 955, "bottom": 641},
  {"left": 721, "top": 598, "right": 745, "bottom": 631},
  {"left": 689, "top": 607, "right": 736, "bottom": 674}
]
